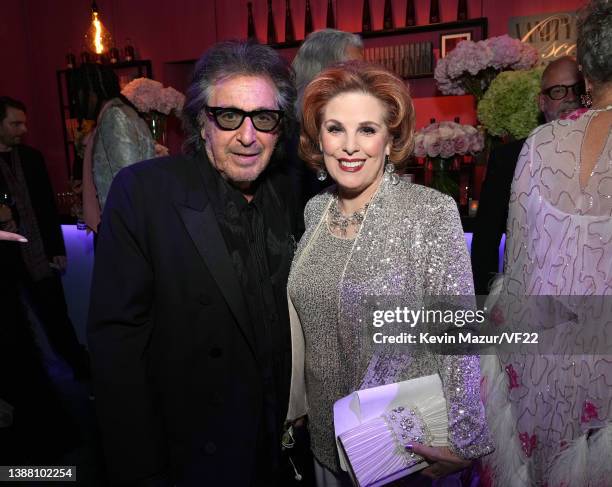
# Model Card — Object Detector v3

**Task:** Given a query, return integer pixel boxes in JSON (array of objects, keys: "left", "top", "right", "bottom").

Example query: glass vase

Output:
[
  {"left": 429, "top": 157, "right": 459, "bottom": 201},
  {"left": 145, "top": 111, "right": 167, "bottom": 146}
]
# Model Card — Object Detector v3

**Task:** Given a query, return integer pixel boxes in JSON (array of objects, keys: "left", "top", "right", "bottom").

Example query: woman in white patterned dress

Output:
[{"left": 480, "top": 1, "right": 612, "bottom": 485}]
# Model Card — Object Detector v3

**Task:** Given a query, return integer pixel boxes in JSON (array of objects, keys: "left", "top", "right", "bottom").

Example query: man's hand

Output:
[
  {"left": 408, "top": 444, "right": 472, "bottom": 479},
  {"left": 51, "top": 255, "right": 68, "bottom": 272},
  {"left": 154, "top": 144, "right": 169, "bottom": 157},
  {"left": 0, "top": 230, "right": 27, "bottom": 242}
]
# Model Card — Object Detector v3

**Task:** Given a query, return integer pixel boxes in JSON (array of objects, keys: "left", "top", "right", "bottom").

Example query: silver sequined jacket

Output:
[
  {"left": 92, "top": 98, "right": 155, "bottom": 210},
  {"left": 287, "top": 178, "right": 494, "bottom": 460}
]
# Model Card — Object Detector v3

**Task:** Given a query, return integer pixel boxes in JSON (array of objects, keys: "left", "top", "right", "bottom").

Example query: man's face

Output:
[
  {"left": 201, "top": 75, "right": 281, "bottom": 190},
  {"left": 539, "top": 62, "right": 583, "bottom": 122},
  {"left": 0, "top": 107, "right": 27, "bottom": 148}
]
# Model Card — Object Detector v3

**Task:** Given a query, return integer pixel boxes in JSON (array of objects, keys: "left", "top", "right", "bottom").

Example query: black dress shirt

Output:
[{"left": 200, "top": 156, "right": 303, "bottom": 483}]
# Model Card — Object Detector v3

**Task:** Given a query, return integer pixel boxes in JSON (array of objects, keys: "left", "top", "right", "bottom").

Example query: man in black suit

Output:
[
  {"left": 0, "top": 96, "right": 89, "bottom": 380},
  {"left": 471, "top": 56, "right": 584, "bottom": 294},
  {"left": 88, "top": 41, "right": 304, "bottom": 487}
]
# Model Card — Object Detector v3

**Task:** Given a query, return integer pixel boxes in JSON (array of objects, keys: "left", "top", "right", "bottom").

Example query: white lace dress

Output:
[{"left": 481, "top": 110, "right": 612, "bottom": 487}]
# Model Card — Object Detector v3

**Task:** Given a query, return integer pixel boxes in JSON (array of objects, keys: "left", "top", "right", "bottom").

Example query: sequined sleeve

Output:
[
  {"left": 422, "top": 193, "right": 473, "bottom": 295},
  {"left": 423, "top": 195, "right": 494, "bottom": 459},
  {"left": 94, "top": 106, "right": 155, "bottom": 209}
]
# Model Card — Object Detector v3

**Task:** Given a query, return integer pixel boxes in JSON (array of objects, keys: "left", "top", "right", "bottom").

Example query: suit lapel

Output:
[{"left": 176, "top": 158, "right": 257, "bottom": 356}]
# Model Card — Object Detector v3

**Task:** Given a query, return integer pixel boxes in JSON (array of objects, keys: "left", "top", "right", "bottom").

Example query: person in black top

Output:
[
  {"left": 88, "top": 41, "right": 304, "bottom": 487},
  {"left": 0, "top": 96, "right": 90, "bottom": 380},
  {"left": 471, "top": 56, "right": 584, "bottom": 294},
  {"left": 0, "top": 96, "right": 81, "bottom": 464}
]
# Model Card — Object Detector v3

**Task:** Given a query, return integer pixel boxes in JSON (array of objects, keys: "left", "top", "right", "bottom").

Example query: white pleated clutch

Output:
[{"left": 334, "top": 374, "right": 448, "bottom": 487}]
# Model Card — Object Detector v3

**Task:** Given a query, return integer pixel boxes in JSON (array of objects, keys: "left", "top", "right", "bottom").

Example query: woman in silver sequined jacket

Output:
[{"left": 286, "top": 61, "right": 493, "bottom": 486}]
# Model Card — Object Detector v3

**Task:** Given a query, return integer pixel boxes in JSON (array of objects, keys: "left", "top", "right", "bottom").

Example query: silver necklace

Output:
[{"left": 327, "top": 194, "right": 369, "bottom": 237}]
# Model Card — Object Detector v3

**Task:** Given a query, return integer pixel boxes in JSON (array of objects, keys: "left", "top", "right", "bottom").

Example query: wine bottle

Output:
[
  {"left": 124, "top": 38, "right": 135, "bottom": 61},
  {"left": 109, "top": 46, "right": 120, "bottom": 64},
  {"left": 405, "top": 0, "right": 416, "bottom": 26},
  {"left": 66, "top": 49, "right": 76, "bottom": 69},
  {"left": 362, "top": 0, "right": 372, "bottom": 32},
  {"left": 326, "top": 0, "right": 335, "bottom": 28},
  {"left": 267, "top": 0, "right": 277, "bottom": 44},
  {"left": 457, "top": 0, "right": 468, "bottom": 21},
  {"left": 285, "top": 0, "right": 295, "bottom": 42},
  {"left": 80, "top": 46, "right": 91, "bottom": 64},
  {"left": 429, "top": 0, "right": 440, "bottom": 23},
  {"left": 304, "top": 0, "right": 314, "bottom": 37},
  {"left": 247, "top": 2, "right": 256, "bottom": 40},
  {"left": 383, "top": 0, "right": 393, "bottom": 30}
]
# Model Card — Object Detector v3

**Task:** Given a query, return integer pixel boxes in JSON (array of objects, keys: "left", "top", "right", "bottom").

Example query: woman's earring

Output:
[
  {"left": 384, "top": 155, "right": 399, "bottom": 185},
  {"left": 317, "top": 167, "right": 328, "bottom": 181},
  {"left": 581, "top": 90, "right": 593, "bottom": 109}
]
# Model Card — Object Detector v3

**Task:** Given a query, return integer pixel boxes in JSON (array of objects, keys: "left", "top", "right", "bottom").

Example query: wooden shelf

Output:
[
  {"left": 359, "top": 17, "right": 488, "bottom": 40},
  {"left": 268, "top": 39, "right": 302, "bottom": 49},
  {"left": 58, "top": 59, "right": 153, "bottom": 75},
  {"left": 56, "top": 60, "right": 154, "bottom": 178},
  {"left": 269, "top": 17, "right": 487, "bottom": 49},
  {"left": 166, "top": 17, "right": 488, "bottom": 64},
  {"left": 404, "top": 72, "right": 434, "bottom": 80}
]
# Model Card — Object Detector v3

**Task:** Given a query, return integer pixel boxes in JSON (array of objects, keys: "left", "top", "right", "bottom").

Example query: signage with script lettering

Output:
[{"left": 509, "top": 12, "right": 577, "bottom": 66}]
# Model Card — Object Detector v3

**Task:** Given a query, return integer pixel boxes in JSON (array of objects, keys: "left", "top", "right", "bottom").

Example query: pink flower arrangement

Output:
[
  {"left": 413, "top": 121, "right": 484, "bottom": 158},
  {"left": 434, "top": 35, "right": 539, "bottom": 99},
  {"left": 121, "top": 78, "right": 185, "bottom": 115}
]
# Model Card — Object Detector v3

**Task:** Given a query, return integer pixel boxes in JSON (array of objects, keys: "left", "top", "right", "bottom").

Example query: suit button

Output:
[
  {"left": 203, "top": 441, "right": 216, "bottom": 455},
  {"left": 211, "top": 392, "right": 223, "bottom": 405},
  {"left": 209, "top": 347, "right": 223, "bottom": 358}
]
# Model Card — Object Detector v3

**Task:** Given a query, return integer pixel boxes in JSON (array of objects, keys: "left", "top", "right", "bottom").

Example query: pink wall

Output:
[
  {"left": 0, "top": 1, "right": 35, "bottom": 126},
  {"left": 1, "top": 0, "right": 584, "bottom": 193}
]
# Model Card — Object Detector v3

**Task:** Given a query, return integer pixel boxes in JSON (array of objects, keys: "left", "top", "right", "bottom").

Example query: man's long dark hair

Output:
[{"left": 182, "top": 40, "right": 296, "bottom": 156}]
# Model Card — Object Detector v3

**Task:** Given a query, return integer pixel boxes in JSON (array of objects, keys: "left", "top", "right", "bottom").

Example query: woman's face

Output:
[{"left": 319, "top": 91, "right": 391, "bottom": 199}]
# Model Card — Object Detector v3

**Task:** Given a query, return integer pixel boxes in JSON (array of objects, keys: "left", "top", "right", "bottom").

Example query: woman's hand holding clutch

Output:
[{"left": 407, "top": 444, "right": 472, "bottom": 479}]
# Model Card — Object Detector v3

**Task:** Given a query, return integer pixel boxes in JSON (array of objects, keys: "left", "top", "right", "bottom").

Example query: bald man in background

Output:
[{"left": 471, "top": 56, "right": 584, "bottom": 294}]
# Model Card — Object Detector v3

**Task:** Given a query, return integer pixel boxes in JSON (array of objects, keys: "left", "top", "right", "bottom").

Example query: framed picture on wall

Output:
[{"left": 440, "top": 32, "right": 472, "bottom": 58}]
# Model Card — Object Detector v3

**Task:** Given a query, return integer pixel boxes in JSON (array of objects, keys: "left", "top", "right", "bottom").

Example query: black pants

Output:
[
  {"left": 0, "top": 283, "right": 80, "bottom": 463},
  {"left": 21, "top": 272, "right": 90, "bottom": 379}
]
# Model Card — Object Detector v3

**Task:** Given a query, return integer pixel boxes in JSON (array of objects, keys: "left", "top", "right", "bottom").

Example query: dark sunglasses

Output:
[
  {"left": 542, "top": 81, "right": 585, "bottom": 100},
  {"left": 205, "top": 106, "right": 283, "bottom": 132}
]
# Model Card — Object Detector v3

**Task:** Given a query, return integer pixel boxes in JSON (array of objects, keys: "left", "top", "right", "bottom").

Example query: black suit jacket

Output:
[
  {"left": 0, "top": 145, "right": 65, "bottom": 258},
  {"left": 87, "top": 153, "right": 302, "bottom": 486},
  {"left": 471, "top": 139, "right": 526, "bottom": 295}
]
